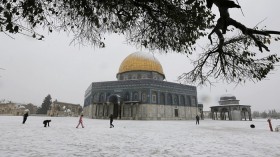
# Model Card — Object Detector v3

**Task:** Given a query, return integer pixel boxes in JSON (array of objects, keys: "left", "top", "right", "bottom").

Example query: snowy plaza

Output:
[{"left": 0, "top": 116, "right": 280, "bottom": 157}]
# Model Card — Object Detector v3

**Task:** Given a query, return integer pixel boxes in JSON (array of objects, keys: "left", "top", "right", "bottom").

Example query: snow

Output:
[
  {"left": 129, "top": 51, "right": 160, "bottom": 63},
  {"left": 0, "top": 116, "right": 280, "bottom": 157}
]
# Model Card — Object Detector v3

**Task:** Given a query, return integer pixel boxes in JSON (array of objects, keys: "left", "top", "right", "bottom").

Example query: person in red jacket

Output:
[
  {"left": 267, "top": 118, "right": 273, "bottom": 132},
  {"left": 76, "top": 115, "right": 84, "bottom": 128}
]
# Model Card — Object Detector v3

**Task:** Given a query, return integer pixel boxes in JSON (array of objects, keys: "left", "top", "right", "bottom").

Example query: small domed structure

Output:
[{"left": 210, "top": 94, "right": 252, "bottom": 121}]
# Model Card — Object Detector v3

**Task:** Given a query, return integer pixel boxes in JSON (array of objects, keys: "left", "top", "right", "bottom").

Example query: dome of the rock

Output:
[{"left": 118, "top": 52, "right": 164, "bottom": 76}]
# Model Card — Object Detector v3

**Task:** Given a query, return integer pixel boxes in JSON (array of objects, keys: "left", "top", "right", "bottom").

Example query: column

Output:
[
  {"left": 102, "top": 103, "right": 105, "bottom": 117},
  {"left": 228, "top": 107, "right": 232, "bottom": 120},
  {"left": 136, "top": 103, "right": 139, "bottom": 119},
  {"left": 249, "top": 108, "right": 252, "bottom": 121},
  {"left": 118, "top": 103, "right": 121, "bottom": 119},
  {"left": 130, "top": 103, "right": 133, "bottom": 118},
  {"left": 157, "top": 91, "right": 160, "bottom": 104}
]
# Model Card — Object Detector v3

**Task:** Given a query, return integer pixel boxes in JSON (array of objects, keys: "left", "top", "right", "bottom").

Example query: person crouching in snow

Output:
[{"left": 76, "top": 115, "right": 84, "bottom": 128}]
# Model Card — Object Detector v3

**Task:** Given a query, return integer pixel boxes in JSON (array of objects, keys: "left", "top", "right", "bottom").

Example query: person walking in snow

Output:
[
  {"left": 267, "top": 118, "right": 273, "bottom": 131},
  {"left": 109, "top": 114, "right": 114, "bottom": 128},
  {"left": 76, "top": 114, "right": 84, "bottom": 128},
  {"left": 22, "top": 112, "right": 29, "bottom": 124},
  {"left": 196, "top": 115, "right": 200, "bottom": 125}
]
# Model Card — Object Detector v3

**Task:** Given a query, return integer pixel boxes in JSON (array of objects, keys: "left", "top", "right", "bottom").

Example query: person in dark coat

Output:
[
  {"left": 196, "top": 115, "right": 200, "bottom": 125},
  {"left": 109, "top": 114, "right": 114, "bottom": 128},
  {"left": 22, "top": 112, "right": 29, "bottom": 124}
]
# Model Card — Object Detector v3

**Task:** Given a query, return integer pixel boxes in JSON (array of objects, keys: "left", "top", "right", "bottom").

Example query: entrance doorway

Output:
[
  {"left": 108, "top": 95, "right": 121, "bottom": 118},
  {"left": 174, "top": 109, "right": 179, "bottom": 117}
]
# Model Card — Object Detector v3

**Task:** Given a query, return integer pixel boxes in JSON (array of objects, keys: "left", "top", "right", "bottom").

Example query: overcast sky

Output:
[{"left": 1, "top": 0, "right": 279, "bottom": 111}]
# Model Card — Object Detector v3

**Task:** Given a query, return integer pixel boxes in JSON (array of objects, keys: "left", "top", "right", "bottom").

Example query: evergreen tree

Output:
[
  {"left": 252, "top": 111, "right": 260, "bottom": 119},
  {"left": 271, "top": 109, "right": 278, "bottom": 118},
  {"left": 37, "top": 94, "right": 52, "bottom": 114},
  {"left": 260, "top": 111, "right": 268, "bottom": 118}
]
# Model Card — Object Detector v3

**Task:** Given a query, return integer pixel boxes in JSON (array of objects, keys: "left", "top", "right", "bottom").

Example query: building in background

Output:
[
  {"left": 210, "top": 94, "right": 252, "bottom": 121},
  {"left": 24, "top": 103, "right": 38, "bottom": 114},
  {"left": 83, "top": 52, "right": 200, "bottom": 120},
  {"left": 0, "top": 102, "right": 37, "bottom": 115},
  {"left": 197, "top": 103, "right": 204, "bottom": 119},
  {"left": 202, "top": 111, "right": 212, "bottom": 119},
  {"left": 48, "top": 100, "right": 82, "bottom": 117}
]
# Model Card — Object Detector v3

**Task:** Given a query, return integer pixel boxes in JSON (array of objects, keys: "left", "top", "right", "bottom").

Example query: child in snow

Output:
[{"left": 76, "top": 115, "right": 84, "bottom": 128}]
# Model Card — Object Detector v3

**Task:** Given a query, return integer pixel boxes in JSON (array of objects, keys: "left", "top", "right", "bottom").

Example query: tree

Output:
[
  {"left": 260, "top": 111, "right": 268, "bottom": 118},
  {"left": 269, "top": 109, "right": 278, "bottom": 119},
  {"left": 252, "top": 111, "right": 260, "bottom": 119},
  {"left": 1, "top": 0, "right": 213, "bottom": 47},
  {"left": 1, "top": 0, "right": 280, "bottom": 85},
  {"left": 256, "top": 109, "right": 280, "bottom": 119},
  {"left": 37, "top": 94, "right": 52, "bottom": 114},
  {"left": 179, "top": 0, "right": 280, "bottom": 85}
]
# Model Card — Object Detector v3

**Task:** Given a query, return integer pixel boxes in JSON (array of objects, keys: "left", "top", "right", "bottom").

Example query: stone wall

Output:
[
  {"left": 0, "top": 103, "right": 36, "bottom": 115},
  {"left": 83, "top": 103, "right": 198, "bottom": 120}
]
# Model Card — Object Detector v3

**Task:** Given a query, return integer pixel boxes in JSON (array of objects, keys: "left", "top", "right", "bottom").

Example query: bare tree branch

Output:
[{"left": 181, "top": 0, "right": 280, "bottom": 85}]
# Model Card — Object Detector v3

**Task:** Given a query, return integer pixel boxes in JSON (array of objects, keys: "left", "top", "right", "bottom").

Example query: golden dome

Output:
[{"left": 118, "top": 52, "right": 165, "bottom": 76}]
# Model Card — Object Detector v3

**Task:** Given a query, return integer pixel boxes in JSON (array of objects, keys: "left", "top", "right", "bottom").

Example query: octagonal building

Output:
[{"left": 83, "top": 52, "right": 199, "bottom": 120}]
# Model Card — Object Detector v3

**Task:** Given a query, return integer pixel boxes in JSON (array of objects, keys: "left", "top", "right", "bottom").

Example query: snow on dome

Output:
[
  {"left": 220, "top": 93, "right": 235, "bottom": 97},
  {"left": 18, "top": 106, "right": 25, "bottom": 109},
  {"left": 220, "top": 94, "right": 236, "bottom": 101},
  {"left": 118, "top": 51, "right": 164, "bottom": 76}
]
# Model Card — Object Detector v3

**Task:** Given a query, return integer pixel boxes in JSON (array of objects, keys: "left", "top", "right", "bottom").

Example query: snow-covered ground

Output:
[{"left": 0, "top": 116, "right": 279, "bottom": 157}]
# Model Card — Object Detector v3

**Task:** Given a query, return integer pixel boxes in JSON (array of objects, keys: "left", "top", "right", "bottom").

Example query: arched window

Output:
[
  {"left": 173, "top": 95, "right": 179, "bottom": 105},
  {"left": 133, "top": 92, "right": 138, "bottom": 101},
  {"left": 167, "top": 93, "right": 172, "bottom": 105},
  {"left": 152, "top": 91, "right": 157, "bottom": 103},
  {"left": 142, "top": 92, "right": 147, "bottom": 103},
  {"left": 180, "top": 95, "right": 185, "bottom": 106},
  {"left": 160, "top": 93, "right": 165, "bottom": 105},
  {"left": 132, "top": 74, "right": 137, "bottom": 80},
  {"left": 124, "top": 75, "right": 128, "bottom": 80},
  {"left": 106, "top": 93, "right": 111, "bottom": 102},
  {"left": 141, "top": 74, "right": 147, "bottom": 79},
  {"left": 92, "top": 94, "right": 97, "bottom": 103},
  {"left": 191, "top": 97, "right": 196, "bottom": 106},
  {"left": 99, "top": 93, "right": 105, "bottom": 102},
  {"left": 186, "top": 96, "right": 191, "bottom": 106},
  {"left": 125, "top": 92, "right": 130, "bottom": 101}
]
